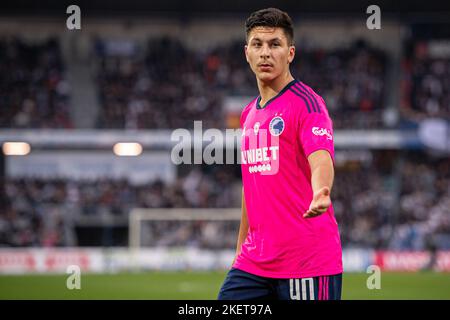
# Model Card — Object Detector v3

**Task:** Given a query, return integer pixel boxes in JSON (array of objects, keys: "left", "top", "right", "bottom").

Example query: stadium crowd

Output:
[
  {"left": 0, "top": 36, "right": 390, "bottom": 130},
  {"left": 0, "top": 27, "right": 448, "bottom": 251},
  {"left": 401, "top": 40, "right": 450, "bottom": 124},
  {"left": 95, "top": 37, "right": 389, "bottom": 130},
  {"left": 0, "top": 166, "right": 240, "bottom": 247},
  {"left": 292, "top": 39, "right": 388, "bottom": 129},
  {"left": 0, "top": 37, "right": 72, "bottom": 128},
  {"left": 1, "top": 154, "right": 449, "bottom": 250},
  {"left": 1, "top": 34, "right": 448, "bottom": 130},
  {"left": 95, "top": 37, "right": 225, "bottom": 130},
  {"left": 389, "top": 154, "right": 450, "bottom": 250}
]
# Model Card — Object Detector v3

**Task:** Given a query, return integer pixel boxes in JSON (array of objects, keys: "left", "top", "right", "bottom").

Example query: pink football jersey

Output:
[{"left": 234, "top": 79, "right": 343, "bottom": 278}]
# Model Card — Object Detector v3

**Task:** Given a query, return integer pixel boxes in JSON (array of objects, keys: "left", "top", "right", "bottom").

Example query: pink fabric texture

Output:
[{"left": 234, "top": 80, "right": 343, "bottom": 278}]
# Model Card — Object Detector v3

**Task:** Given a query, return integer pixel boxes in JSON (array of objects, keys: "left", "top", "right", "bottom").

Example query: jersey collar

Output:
[{"left": 256, "top": 79, "right": 297, "bottom": 110}]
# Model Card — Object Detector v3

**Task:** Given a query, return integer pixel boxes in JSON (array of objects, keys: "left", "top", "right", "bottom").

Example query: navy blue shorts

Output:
[{"left": 218, "top": 268, "right": 342, "bottom": 300}]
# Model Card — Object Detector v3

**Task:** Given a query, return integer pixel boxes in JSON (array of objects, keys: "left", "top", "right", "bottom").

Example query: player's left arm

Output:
[{"left": 303, "top": 150, "right": 334, "bottom": 218}]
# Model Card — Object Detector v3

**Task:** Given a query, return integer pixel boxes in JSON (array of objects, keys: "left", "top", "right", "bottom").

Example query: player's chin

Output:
[{"left": 256, "top": 71, "right": 277, "bottom": 83}]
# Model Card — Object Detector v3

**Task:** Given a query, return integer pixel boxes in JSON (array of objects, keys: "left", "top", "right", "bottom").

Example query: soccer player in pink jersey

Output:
[{"left": 218, "top": 8, "right": 343, "bottom": 300}]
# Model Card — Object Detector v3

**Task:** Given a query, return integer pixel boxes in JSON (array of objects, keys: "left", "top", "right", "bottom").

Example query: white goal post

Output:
[{"left": 128, "top": 208, "right": 241, "bottom": 249}]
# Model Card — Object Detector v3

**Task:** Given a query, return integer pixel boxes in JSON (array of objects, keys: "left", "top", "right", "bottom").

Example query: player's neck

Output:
[{"left": 257, "top": 73, "right": 295, "bottom": 106}]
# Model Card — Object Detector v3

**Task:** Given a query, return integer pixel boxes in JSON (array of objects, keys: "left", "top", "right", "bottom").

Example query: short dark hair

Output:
[{"left": 245, "top": 8, "right": 294, "bottom": 45}]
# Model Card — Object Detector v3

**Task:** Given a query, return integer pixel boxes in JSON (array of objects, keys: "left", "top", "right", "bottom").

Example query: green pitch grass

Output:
[{"left": 0, "top": 271, "right": 449, "bottom": 299}]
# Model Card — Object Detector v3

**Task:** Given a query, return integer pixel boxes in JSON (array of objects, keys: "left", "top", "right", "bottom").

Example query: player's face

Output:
[{"left": 245, "top": 27, "right": 295, "bottom": 83}]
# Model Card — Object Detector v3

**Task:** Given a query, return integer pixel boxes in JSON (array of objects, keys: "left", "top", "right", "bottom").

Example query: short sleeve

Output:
[
  {"left": 298, "top": 98, "right": 335, "bottom": 162},
  {"left": 240, "top": 98, "right": 256, "bottom": 129}
]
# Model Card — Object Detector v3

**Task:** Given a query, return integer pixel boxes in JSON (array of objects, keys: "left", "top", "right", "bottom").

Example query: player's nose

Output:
[{"left": 260, "top": 44, "right": 271, "bottom": 57}]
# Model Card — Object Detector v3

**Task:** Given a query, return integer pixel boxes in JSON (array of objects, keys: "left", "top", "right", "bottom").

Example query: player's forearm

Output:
[{"left": 310, "top": 158, "right": 334, "bottom": 195}]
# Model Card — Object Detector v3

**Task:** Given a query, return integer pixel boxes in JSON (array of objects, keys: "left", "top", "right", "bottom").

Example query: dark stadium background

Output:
[{"left": 0, "top": 0, "right": 449, "bottom": 299}]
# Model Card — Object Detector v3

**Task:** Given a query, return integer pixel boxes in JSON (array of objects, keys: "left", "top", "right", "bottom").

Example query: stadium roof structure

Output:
[
  {"left": 0, "top": 129, "right": 421, "bottom": 150},
  {"left": 0, "top": 0, "right": 449, "bottom": 18}
]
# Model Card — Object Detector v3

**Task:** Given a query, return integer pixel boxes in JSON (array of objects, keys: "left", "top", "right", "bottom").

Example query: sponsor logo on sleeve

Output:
[{"left": 312, "top": 127, "right": 333, "bottom": 140}]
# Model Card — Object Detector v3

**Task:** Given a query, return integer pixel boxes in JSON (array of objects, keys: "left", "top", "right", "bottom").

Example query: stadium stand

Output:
[
  {"left": 0, "top": 20, "right": 448, "bottom": 255},
  {"left": 94, "top": 37, "right": 388, "bottom": 129},
  {"left": 400, "top": 39, "right": 450, "bottom": 125},
  {"left": 0, "top": 37, "right": 72, "bottom": 128},
  {"left": 1, "top": 153, "right": 448, "bottom": 250}
]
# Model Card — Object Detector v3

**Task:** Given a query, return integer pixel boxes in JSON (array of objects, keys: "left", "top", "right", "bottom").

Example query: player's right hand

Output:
[{"left": 303, "top": 186, "right": 331, "bottom": 218}]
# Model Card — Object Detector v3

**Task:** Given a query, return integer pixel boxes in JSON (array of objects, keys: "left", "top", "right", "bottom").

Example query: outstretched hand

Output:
[{"left": 303, "top": 186, "right": 331, "bottom": 218}]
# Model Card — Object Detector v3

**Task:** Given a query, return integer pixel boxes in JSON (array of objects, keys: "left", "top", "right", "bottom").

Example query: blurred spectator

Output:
[
  {"left": 401, "top": 40, "right": 450, "bottom": 124},
  {"left": 0, "top": 37, "right": 72, "bottom": 128},
  {"left": 0, "top": 36, "right": 388, "bottom": 130},
  {"left": 95, "top": 37, "right": 388, "bottom": 130},
  {"left": 1, "top": 152, "right": 448, "bottom": 250},
  {"left": 95, "top": 37, "right": 224, "bottom": 130},
  {"left": 389, "top": 155, "right": 450, "bottom": 250},
  {"left": 0, "top": 165, "right": 240, "bottom": 247},
  {"left": 292, "top": 39, "right": 387, "bottom": 129}
]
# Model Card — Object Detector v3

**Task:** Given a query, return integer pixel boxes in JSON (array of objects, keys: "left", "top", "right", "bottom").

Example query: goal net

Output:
[{"left": 127, "top": 208, "right": 241, "bottom": 271}]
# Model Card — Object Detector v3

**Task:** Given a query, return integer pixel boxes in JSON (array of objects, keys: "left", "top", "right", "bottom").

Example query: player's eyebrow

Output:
[{"left": 250, "top": 37, "right": 283, "bottom": 43}]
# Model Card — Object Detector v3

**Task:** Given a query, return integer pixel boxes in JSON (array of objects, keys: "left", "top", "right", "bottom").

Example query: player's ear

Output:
[
  {"left": 244, "top": 45, "right": 250, "bottom": 63},
  {"left": 289, "top": 45, "right": 296, "bottom": 62},
  {"left": 288, "top": 45, "right": 295, "bottom": 64}
]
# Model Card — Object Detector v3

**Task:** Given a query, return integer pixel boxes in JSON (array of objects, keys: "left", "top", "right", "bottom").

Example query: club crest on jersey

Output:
[{"left": 269, "top": 116, "right": 285, "bottom": 136}]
